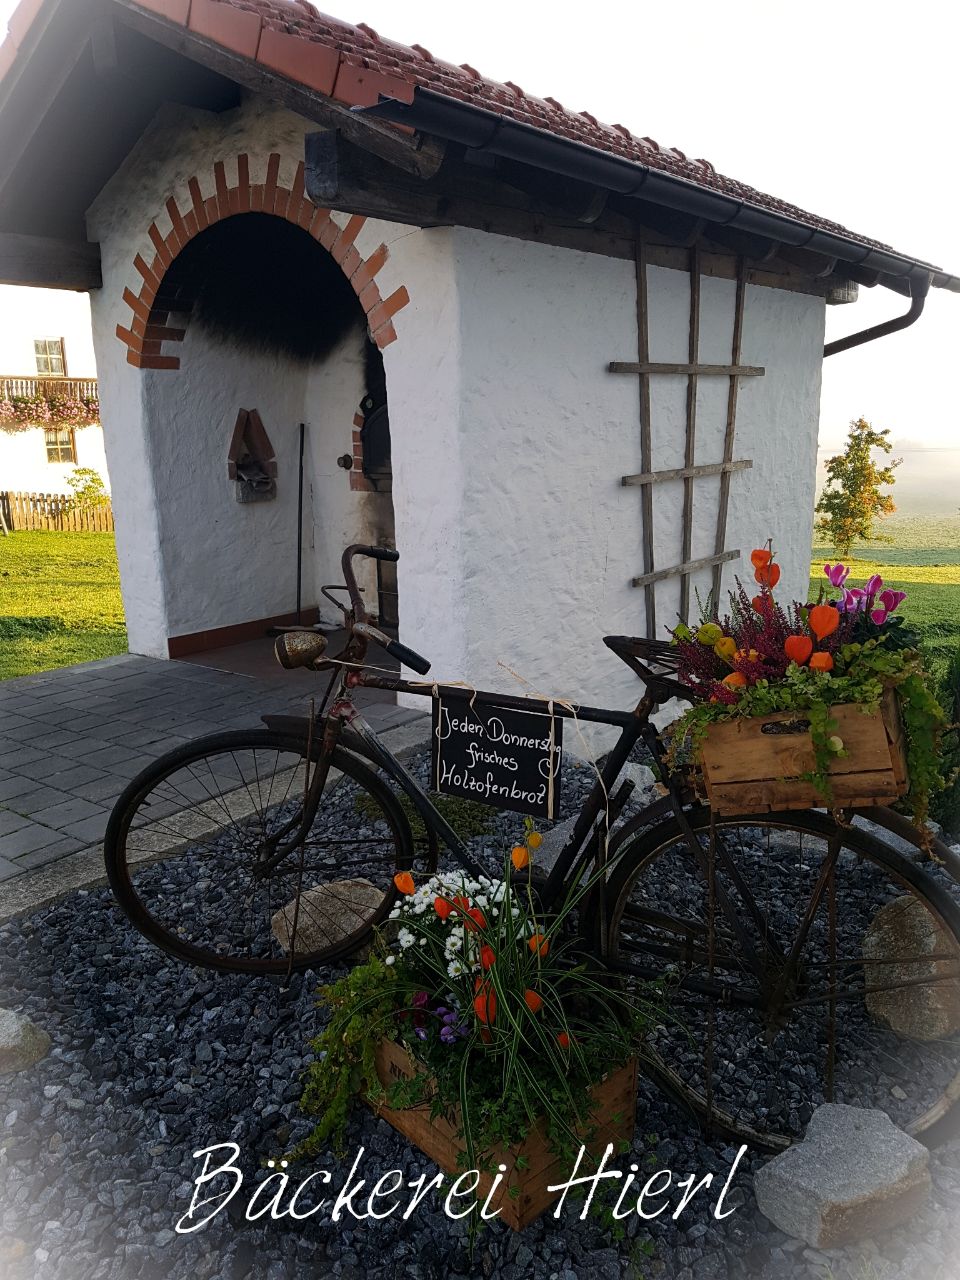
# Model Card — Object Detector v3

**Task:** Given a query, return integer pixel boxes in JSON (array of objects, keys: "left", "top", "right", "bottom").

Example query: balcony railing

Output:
[{"left": 0, "top": 374, "right": 99, "bottom": 401}]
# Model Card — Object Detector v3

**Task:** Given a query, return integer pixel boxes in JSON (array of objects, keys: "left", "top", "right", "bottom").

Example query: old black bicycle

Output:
[{"left": 105, "top": 545, "right": 960, "bottom": 1149}]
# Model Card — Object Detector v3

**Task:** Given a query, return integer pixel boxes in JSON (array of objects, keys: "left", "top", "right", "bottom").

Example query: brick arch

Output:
[{"left": 116, "top": 152, "right": 410, "bottom": 371}]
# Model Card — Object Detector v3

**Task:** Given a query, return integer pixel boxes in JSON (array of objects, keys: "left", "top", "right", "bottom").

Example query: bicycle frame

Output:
[{"left": 343, "top": 671, "right": 651, "bottom": 909}]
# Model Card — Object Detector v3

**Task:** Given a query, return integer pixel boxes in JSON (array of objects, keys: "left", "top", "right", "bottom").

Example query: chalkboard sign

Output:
[{"left": 431, "top": 697, "right": 563, "bottom": 820}]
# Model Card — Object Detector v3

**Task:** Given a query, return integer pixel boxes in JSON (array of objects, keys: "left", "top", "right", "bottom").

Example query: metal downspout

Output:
[{"left": 823, "top": 274, "right": 931, "bottom": 357}]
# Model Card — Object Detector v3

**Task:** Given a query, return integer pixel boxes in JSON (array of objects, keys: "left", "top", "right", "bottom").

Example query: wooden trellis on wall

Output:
[{"left": 610, "top": 244, "right": 764, "bottom": 638}]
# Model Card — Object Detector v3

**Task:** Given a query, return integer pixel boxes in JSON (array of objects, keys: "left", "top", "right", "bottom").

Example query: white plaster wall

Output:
[
  {"left": 396, "top": 229, "right": 827, "bottom": 749},
  {"left": 0, "top": 425, "right": 108, "bottom": 495},
  {"left": 81, "top": 91, "right": 825, "bottom": 684},
  {"left": 84, "top": 98, "right": 419, "bottom": 654}
]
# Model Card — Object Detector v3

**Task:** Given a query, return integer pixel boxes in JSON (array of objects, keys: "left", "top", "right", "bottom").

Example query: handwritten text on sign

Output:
[{"left": 431, "top": 698, "right": 563, "bottom": 820}]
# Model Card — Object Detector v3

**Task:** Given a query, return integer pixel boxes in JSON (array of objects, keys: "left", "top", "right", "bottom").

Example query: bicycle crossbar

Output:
[{"left": 357, "top": 673, "right": 640, "bottom": 729}]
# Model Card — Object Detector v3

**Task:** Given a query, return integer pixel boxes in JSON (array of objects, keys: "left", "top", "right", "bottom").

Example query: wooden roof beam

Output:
[{"left": 0, "top": 232, "right": 102, "bottom": 290}]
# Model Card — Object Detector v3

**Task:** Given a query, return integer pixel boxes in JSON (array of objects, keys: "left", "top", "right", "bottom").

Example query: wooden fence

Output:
[{"left": 0, "top": 490, "right": 114, "bottom": 532}]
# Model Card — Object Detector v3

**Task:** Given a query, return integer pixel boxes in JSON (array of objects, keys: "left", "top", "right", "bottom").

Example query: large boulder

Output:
[
  {"left": 754, "top": 1104, "right": 930, "bottom": 1248},
  {"left": 862, "top": 895, "right": 960, "bottom": 1041},
  {"left": 0, "top": 1008, "right": 51, "bottom": 1073},
  {"left": 270, "top": 879, "right": 385, "bottom": 955}
]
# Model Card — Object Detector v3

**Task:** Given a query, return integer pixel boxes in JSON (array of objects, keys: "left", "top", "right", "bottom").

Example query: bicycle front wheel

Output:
[
  {"left": 105, "top": 731, "right": 414, "bottom": 974},
  {"left": 602, "top": 807, "right": 960, "bottom": 1149}
]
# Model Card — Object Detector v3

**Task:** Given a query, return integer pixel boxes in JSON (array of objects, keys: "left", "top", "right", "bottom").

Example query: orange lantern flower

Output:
[
  {"left": 393, "top": 871, "right": 415, "bottom": 896},
  {"left": 473, "top": 986, "right": 497, "bottom": 1025},
  {"left": 528, "top": 932, "right": 549, "bottom": 957},
  {"left": 524, "top": 989, "right": 543, "bottom": 1014},
  {"left": 754, "top": 562, "right": 781, "bottom": 589},
  {"left": 527, "top": 832, "right": 543, "bottom": 850},
  {"left": 809, "top": 651, "right": 835, "bottom": 673},
  {"left": 750, "top": 549, "right": 772, "bottom": 570},
  {"left": 784, "top": 635, "right": 814, "bottom": 665},
  {"left": 511, "top": 844, "right": 530, "bottom": 870},
  {"left": 434, "top": 897, "right": 453, "bottom": 920},
  {"left": 556, "top": 1031, "right": 571, "bottom": 1050},
  {"left": 809, "top": 604, "right": 840, "bottom": 641},
  {"left": 480, "top": 944, "right": 496, "bottom": 970},
  {"left": 465, "top": 907, "right": 486, "bottom": 933},
  {"left": 722, "top": 672, "right": 748, "bottom": 689},
  {"left": 751, "top": 595, "right": 768, "bottom": 614}
]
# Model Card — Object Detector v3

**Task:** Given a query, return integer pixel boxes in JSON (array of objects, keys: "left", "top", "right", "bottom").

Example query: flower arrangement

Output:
[
  {"left": 667, "top": 545, "right": 947, "bottom": 824},
  {"left": 296, "top": 832, "right": 649, "bottom": 1172},
  {"left": 0, "top": 393, "right": 100, "bottom": 432}
]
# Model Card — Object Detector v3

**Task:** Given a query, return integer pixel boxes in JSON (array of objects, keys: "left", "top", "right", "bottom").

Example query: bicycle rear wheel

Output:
[
  {"left": 104, "top": 730, "right": 413, "bottom": 974},
  {"left": 602, "top": 807, "right": 960, "bottom": 1149}
]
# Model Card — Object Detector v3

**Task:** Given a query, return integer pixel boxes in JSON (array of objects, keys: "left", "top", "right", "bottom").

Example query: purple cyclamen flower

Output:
[
  {"left": 839, "top": 587, "right": 866, "bottom": 612},
  {"left": 824, "top": 563, "right": 850, "bottom": 588},
  {"left": 411, "top": 991, "right": 429, "bottom": 1010},
  {"left": 864, "top": 574, "right": 883, "bottom": 598}
]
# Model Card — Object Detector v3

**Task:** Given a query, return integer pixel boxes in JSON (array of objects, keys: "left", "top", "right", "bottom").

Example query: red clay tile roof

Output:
[
  {"left": 171, "top": 0, "right": 898, "bottom": 253},
  {"left": 0, "top": 0, "right": 946, "bottom": 271}
]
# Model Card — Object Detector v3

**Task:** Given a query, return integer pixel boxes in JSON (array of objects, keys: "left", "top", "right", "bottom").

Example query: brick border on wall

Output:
[
  {"left": 116, "top": 152, "right": 410, "bottom": 371},
  {"left": 350, "top": 410, "right": 374, "bottom": 492}
]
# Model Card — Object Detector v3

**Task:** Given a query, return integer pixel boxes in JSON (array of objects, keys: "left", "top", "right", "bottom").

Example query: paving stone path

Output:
[{"left": 0, "top": 654, "right": 421, "bottom": 886}]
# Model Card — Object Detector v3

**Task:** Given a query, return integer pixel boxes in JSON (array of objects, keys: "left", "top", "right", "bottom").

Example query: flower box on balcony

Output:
[
  {"left": 699, "top": 688, "right": 908, "bottom": 815},
  {"left": 367, "top": 1038, "right": 638, "bottom": 1231}
]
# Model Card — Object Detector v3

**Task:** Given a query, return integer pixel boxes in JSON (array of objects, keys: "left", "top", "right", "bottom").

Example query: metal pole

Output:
[{"left": 296, "top": 422, "right": 305, "bottom": 625}]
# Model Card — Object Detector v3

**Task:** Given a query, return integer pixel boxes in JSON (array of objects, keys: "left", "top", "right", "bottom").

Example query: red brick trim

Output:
[
  {"left": 167, "top": 606, "right": 320, "bottom": 658},
  {"left": 349, "top": 410, "right": 375, "bottom": 493},
  {"left": 118, "top": 152, "right": 408, "bottom": 371}
]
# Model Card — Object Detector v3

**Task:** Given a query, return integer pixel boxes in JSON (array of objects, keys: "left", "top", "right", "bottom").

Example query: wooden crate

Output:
[
  {"left": 699, "top": 688, "right": 908, "bottom": 814},
  {"left": 368, "top": 1038, "right": 637, "bottom": 1231}
]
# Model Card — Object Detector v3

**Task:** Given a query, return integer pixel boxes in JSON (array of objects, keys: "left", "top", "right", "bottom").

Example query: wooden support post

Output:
[
  {"left": 634, "top": 242, "right": 656, "bottom": 639},
  {"left": 712, "top": 258, "right": 747, "bottom": 604},
  {"left": 679, "top": 246, "right": 701, "bottom": 622}
]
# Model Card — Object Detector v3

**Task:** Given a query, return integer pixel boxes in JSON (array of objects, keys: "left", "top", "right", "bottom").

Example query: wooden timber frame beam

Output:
[
  {"left": 0, "top": 232, "right": 101, "bottom": 290},
  {"left": 619, "top": 248, "right": 757, "bottom": 632}
]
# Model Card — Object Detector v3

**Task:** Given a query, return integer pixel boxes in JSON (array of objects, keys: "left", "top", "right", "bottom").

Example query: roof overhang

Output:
[{"left": 362, "top": 89, "right": 959, "bottom": 299}]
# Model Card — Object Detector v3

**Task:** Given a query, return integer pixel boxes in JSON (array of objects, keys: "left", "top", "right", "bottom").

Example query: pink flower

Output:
[
  {"left": 870, "top": 588, "right": 907, "bottom": 626},
  {"left": 839, "top": 588, "right": 867, "bottom": 613},
  {"left": 824, "top": 563, "right": 850, "bottom": 588},
  {"left": 864, "top": 574, "right": 883, "bottom": 598}
]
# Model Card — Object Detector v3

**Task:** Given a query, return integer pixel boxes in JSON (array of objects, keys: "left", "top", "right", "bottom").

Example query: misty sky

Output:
[{"left": 3, "top": 0, "right": 957, "bottom": 464}]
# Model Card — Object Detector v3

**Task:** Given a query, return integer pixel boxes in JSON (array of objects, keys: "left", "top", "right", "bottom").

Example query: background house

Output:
[
  {"left": 0, "top": 284, "right": 107, "bottom": 495},
  {"left": 0, "top": 0, "right": 954, "bottom": 725}
]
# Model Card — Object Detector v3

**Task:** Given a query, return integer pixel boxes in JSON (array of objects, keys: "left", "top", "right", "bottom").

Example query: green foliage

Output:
[
  {"left": 815, "top": 418, "right": 899, "bottom": 557},
  {"left": 293, "top": 957, "right": 399, "bottom": 1160},
  {"left": 0, "top": 531, "right": 126, "bottom": 680},
  {"left": 65, "top": 467, "right": 109, "bottom": 511},
  {"left": 294, "top": 855, "right": 657, "bottom": 1177}
]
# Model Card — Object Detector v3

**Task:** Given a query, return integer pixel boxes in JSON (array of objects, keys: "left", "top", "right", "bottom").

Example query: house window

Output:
[
  {"left": 44, "top": 427, "right": 77, "bottom": 464},
  {"left": 34, "top": 338, "right": 66, "bottom": 376}
]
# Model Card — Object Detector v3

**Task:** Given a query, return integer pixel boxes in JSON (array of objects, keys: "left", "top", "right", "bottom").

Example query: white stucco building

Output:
[
  {"left": 0, "top": 285, "right": 107, "bottom": 497},
  {"left": 0, "top": 0, "right": 955, "bottom": 712}
]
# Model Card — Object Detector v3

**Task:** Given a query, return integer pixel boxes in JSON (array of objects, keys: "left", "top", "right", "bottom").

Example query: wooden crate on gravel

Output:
[{"left": 367, "top": 1038, "right": 637, "bottom": 1231}]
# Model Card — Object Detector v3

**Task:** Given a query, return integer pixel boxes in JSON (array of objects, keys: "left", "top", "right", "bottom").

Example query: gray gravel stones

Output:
[
  {"left": 0, "top": 1008, "right": 50, "bottom": 1073},
  {"left": 754, "top": 1105, "right": 931, "bottom": 1248},
  {"left": 0, "top": 749, "right": 958, "bottom": 1278}
]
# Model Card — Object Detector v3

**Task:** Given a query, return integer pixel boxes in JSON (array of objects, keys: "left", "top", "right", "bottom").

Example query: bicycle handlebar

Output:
[{"left": 340, "top": 547, "right": 432, "bottom": 675}]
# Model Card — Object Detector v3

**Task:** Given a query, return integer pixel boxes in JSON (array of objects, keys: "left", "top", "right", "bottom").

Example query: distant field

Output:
[
  {"left": 811, "top": 515, "right": 960, "bottom": 679},
  {"left": 0, "top": 531, "right": 127, "bottom": 680}
]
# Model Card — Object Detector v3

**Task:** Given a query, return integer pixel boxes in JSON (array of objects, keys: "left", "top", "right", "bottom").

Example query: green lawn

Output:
[
  {"left": 0, "top": 531, "right": 127, "bottom": 681},
  {"left": 811, "top": 515, "right": 960, "bottom": 682}
]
